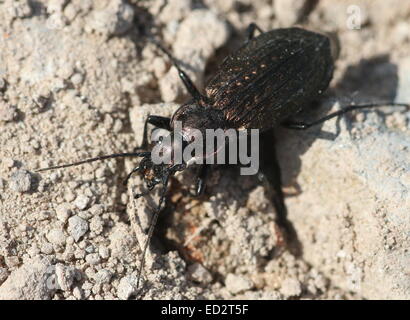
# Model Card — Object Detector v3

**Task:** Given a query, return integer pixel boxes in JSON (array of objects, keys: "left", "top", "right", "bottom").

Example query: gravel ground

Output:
[{"left": 0, "top": 0, "right": 409, "bottom": 300}]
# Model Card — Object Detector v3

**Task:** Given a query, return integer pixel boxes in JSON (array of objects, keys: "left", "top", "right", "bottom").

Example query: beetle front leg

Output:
[
  {"left": 138, "top": 115, "right": 171, "bottom": 151},
  {"left": 147, "top": 115, "right": 171, "bottom": 131}
]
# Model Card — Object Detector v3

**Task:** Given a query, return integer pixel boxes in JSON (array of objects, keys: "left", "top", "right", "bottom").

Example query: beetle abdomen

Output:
[{"left": 205, "top": 27, "right": 334, "bottom": 130}]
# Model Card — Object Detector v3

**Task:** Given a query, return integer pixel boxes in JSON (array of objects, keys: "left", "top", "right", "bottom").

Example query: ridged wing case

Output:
[{"left": 205, "top": 28, "right": 334, "bottom": 130}]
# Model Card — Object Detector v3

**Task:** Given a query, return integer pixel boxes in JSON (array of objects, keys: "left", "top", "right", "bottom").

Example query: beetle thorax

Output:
[{"left": 171, "top": 102, "right": 227, "bottom": 133}]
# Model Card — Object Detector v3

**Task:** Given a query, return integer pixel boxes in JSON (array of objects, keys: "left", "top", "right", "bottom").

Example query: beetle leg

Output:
[
  {"left": 282, "top": 102, "right": 410, "bottom": 130},
  {"left": 136, "top": 172, "right": 171, "bottom": 290},
  {"left": 194, "top": 165, "right": 209, "bottom": 196},
  {"left": 258, "top": 129, "right": 288, "bottom": 227},
  {"left": 258, "top": 129, "right": 301, "bottom": 254},
  {"left": 148, "top": 115, "right": 171, "bottom": 131},
  {"left": 134, "top": 184, "right": 156, "bottom": 199},
  {"left": 246, "top": 23, "right": 264, "bottom": 41},
  {"left": 123, "top": 166, "right": 140, "bottom": 186},
  {"left": 150, "top": 38, "right": 204, "bottom": 103},
  {"left": 138, "top": 115, "right": 171, "bottom": 151}
]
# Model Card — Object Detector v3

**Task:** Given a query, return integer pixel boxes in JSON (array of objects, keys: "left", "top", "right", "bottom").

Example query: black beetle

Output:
[{"left": 38, "top": 24, "right": 409, "bottom": 290}]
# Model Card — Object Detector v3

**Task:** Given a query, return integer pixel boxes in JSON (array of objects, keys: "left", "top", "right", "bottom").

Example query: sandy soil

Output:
[{"left": 0, "top": 0, "right": 409, "bottom": 300}]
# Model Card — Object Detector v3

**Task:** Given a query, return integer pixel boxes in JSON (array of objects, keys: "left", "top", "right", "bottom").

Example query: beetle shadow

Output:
[
  {"left": 275, "top": 53, "right": 399, "bottom": 218},
  {"left": 334, "top": 54, "right": 398, "bottom": 104}
]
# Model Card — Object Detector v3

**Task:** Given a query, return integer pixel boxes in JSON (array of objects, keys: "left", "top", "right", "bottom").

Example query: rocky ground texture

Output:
[{"left": 0, "top": 0, "right": 409, "bottom": 299}]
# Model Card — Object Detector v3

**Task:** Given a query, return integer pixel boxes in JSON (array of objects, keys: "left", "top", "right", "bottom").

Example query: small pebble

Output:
[
  {"left": 64, "top": 3, "right": 79, "bottom": 22},
  {"left": 5, "top": 256, "right": 20, "bottom": 268},
  {"left": 89, "top": 216, "right": 104, "bottom": 235},
  {"left": 274, "top": 0, "right": 309, "bottom": 26},
  {"left": 55, "top": 264, "right": 75, "bottom": 291},
  {"left": 187, "top": 263, "right": 213, "bottom": 284},
  {"left": 52, "top": 78, "right": 66, "bottom": 91},
  {"left": 152, "top": 57, "right": 167, "bottom": 78},
  {"left": 40, "top": 242, "right": 54, "bottom": 255},
  {"left": 72, "top": 286, "right": 83, "bottom": 300},
  {"left": 0, "top": 101, "right": 18, "bottom": 122},
  {"left": 55, "top": 203, "right": 72, "bottom": 222},
  {"left": 74, "top": 248, "right": 86, "bottom": 259},
  {"left": 98, "top": 246, "right": 110, "bottom": 259},
  {"left": 38, "top": 211, "right": 51, "bottom": 221},
  {"left": 225, "top": 273, "right": 253, "bottom": 295},
  {"left": 85, "top": 245, "right": 94, "bottom": 254},
  {"left": 113, "top": 119, "right": 123, "bottom": 133},
  {"left": 74, "top": 195, "right": 91, "bottom": 210},
  {"left": 158, "top": 0, "right": 191, "bottom": 23},
  {"left": 94, "top": 269, "right": 112, "bottom": 284},
  {"left": 89, "top": 204, "right": 104, "bottom": 215},
  {"left": 85, "top": 253, "right": 101, "bottom": 265},
  {"left": 64, "top": 190, "right": 76, "bottom": 202},
  {"left": 78, "top": 240, "right": 87, "bottom": 249},
  {"left": 9, "top": 0, "right": 33, "bottom": 19},
  {"left": 117, "top": 274, "right": 138, "bottom": 300},
  {"left": 87, "top": 0, "right": 134, "bottom": 36},
  {"left": 47, "top": 0, "right": 66, "bottom": 14},
  {"left": 46, "top": 228, "right": 67, "bottom": 246},
  {"left": 3, "top": 158, "right": 15, "bottom": 169},
  {"left": 9, "top": 170, "right": 32, "bottom": 193},
  {"left": 66, "top": 236, "right": 74, "bottom": 245},
  {"left": 67, "top": 216, "right": 89, "bottom": 242},
  {"left": 280, "top": 278, "right": 302, "bottom": 298},
  {"left": 70, "top": 73, "right": 84, "bottom": 86}
]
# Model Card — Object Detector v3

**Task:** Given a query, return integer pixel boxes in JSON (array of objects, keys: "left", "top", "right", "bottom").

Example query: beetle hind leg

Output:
[{"left": 282, "top": 102, "right": 410, "bottom": 130}]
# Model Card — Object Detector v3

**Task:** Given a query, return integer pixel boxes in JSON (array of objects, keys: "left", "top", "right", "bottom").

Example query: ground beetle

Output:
[{"left": 38, "top": 24, "right": 409, "bottom": 290}]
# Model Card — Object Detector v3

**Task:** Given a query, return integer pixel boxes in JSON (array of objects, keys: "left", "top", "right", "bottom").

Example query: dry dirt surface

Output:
[{"left": 0, "top": 0, "right": 409, "bottom": 300}]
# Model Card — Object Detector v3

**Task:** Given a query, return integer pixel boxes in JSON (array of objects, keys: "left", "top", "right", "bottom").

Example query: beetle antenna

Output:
[
  {"left": 284, "top": 102, "right": 410, "bottom": 130},
  {"left": 136, "top": 173, "right": 170, "bottom": 290},
  {"left": 36, "top": 152, "right": 151, "bottom": 172}
]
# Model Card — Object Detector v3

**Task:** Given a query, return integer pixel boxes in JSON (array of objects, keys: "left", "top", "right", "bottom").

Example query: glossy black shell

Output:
[{"left": 205, "top": 27, "right": 334, "bottom": 130}]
